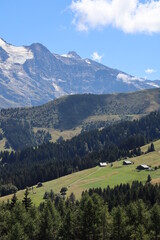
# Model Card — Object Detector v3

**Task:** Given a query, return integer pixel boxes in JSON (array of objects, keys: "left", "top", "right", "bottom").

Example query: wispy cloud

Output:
[
  {"left": 91, "top": 52, "right": 103, "bottom": 62},
  {"left": 70, "top": 0, "right": 160, "bottom": 34},
  {"left": 117, "top": 73, "right": 144, "bottom": 84},
  {"left": 145, "top": 68, "right": 157, "bottom": 74}
]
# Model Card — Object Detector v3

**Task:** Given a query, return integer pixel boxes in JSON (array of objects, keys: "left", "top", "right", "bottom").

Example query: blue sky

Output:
[{"left": 0, "top": 0, "right": 160, "bottom": 80}]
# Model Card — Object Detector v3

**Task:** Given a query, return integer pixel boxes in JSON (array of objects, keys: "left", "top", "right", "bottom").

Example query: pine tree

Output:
[
  {"left": 49, "top": 189, "right": 55, "bottom": 202},
  {"left": 150, "top": 204, "right": 160, "bottom": 240},
  {"left": 150, "top": 143, "right": 155, "bottom": 152},
  {"left": 148, "top": 143, "right": 155, "bottom": 153},
  {"left": 60, "top": 187, "right": 68, "bottom": 199},
  {"left": 10, "top": 193, "right": 17, "bottom": 209},
  {"left": 8, "top": 222, "right": 28, "bottom": 240},
  {"left": 43, "top": 191, "right": 49, "bottom": 200},
  {"left": 111, "top": 206, "right": 127, "bottom": 240},
  {"left": 102, "top": 205, "right": 112, "bottom": 240},
  {"left": 39, "top": 206, "right": 53, "bottom": 240},
  {"left": 147, "top": 174, "right": 152, "bottom": 183},
  {"left": 39, "top": 200, "right": 60, "bottom": 240},
  {"left": 135, "top": 224, "right": 149, "bottom": 240},
  {"left": 69, "top": 192, "right": 76, "bottom": 205},
  {"left": 61, "top": 210, "right": 75, "bottom": 240},
  {"left": 22, "top": 188, "right": 32, "bottom": 211}
]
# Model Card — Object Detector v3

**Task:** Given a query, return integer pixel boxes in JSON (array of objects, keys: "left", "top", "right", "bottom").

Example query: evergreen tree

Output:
[
  {"left": 81, "top": 196, "right": 95, "bottom": 239},
  {"left": 79, "top": 194, "right": 105, "bottom": 240},
  {"left": 39, "top": 206, "right": 54, "bottom": 240},
  {"left": 60, "top": 210, "right": 75, "bottom": 240},
  {"left": 49, "top": 189, "right": 55, "bottom": 202},
  {"left": 150, "top": 204, "right": 160, "bottom": 240},
  {"left": 150, "top": 143, "right": 155, "bottom": 152},
  {"left": 101, "top": 205, "right": 112, "bottom": 240},
  {"left": 147, "top": 174, "right": 152, "bottom": 183},
  {"left": 22, "top": 188, "right": 32, "bottom": 211},
  {"left": 8, "top": 222, "right": 28, "bottom": 240},
  {"left": 135, "top": 224, "right": 149, "bottom": 240},
  {"left": 0, "top": 208, "right": 11, "bottom": 239},
  {"left": 10, "top": 193, "right": 17, "bottom": 209},
  {"left": 43, "top": 191, "right": 49, "bottom": 200},
  {"left": 39, "top": 200, "right": 60, "bottom": 240},
  {"left": 111, "top": 206, "right": 127, "bottom": 240},
  {"left": 60, "top": 187, "right": 68, "bottom": 199},
  {"left": 147, "top": 143, "right": 155, "bottom": 153},
  {"left": 69, "top": 192, "right": 76, "bottom": 205}
]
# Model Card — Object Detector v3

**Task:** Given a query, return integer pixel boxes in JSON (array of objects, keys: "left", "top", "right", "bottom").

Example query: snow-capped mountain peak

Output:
[
  {"left": 0, "top": 38, "right": 33, "bottom": 64},
  {"left": 61, "top": 51, "right": 81, "bottom": 60},
  {"left": 0, "top": 38, "right": 160, "bottom": 109}
]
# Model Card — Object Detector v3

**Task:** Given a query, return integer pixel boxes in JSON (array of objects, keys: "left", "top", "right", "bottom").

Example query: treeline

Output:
[
  {"left": 84, "top": 181, "right": 160, "bottom": 211},
  {"left": 0, "top": 181, "right": 160, "bottom": 240},
  {"left": 0, "top": 111, "right": 160, "bottom": 190}
]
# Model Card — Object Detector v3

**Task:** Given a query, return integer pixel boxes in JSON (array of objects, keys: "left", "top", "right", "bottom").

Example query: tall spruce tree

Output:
[
  {"left": 10, "top": 193, "right": 17, "bottom": 209},
  {"left": 22, "top": 188, "right": 32, "bottom": 211}
]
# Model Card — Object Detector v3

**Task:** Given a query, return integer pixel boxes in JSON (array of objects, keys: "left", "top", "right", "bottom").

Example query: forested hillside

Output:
[
  {"left": 1, "top": 110, "right": 160, "bottom": 192},
  {"left": 1, "top": 88, "right": 160, "bottom": 150},
  {"left": 0, "top": 181, "right": 160, "bottom": 240}
]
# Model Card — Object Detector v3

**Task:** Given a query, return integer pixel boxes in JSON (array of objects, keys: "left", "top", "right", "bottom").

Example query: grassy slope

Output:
[
  {"left": 33, "top": 127, "right": 82, "bottom": 142},
  {"left": 1, "top": 140, "right": 160, "bottom": 206}
]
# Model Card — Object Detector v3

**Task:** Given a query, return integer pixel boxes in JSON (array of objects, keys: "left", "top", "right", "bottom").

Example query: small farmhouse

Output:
[
  {"left": 123, "top": 160, "right": 132, "bottom": 165},
  {"left": 136, "top": 165, "right": 150, "bottom": 170},
  {"left": 99, "top": 162, "right": 107, "bottom": 167}
]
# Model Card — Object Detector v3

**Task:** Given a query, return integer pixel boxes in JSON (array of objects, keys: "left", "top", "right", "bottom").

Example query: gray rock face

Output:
[{"left": 0, "top": 38, "right": 159, "bottom": 109}]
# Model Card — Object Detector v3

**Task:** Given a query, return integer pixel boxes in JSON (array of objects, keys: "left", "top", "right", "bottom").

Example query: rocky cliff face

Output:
[{"left": 0, "top": 38, "right": 159, "bottom": 109}]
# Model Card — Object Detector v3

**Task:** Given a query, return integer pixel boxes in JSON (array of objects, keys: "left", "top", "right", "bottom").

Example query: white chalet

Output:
[{"left": 99, "top": 162, "right": 107, "bottom": 167}]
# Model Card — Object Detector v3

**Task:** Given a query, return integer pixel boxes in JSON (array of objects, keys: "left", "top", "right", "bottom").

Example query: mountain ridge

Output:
[{"left": 1, "top": 88, "right": 160, "bottom": 130}]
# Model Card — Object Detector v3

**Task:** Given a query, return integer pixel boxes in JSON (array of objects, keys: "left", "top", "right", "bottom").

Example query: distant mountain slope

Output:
[
  {"left": 1, "top": 88, "right": 160, "bottom": 150},
  {"left": 0, "top": 38, "right": 160, "bottom": 109},
  {"left": 1, "top": 88, "right": 160, "bottom": 131}
]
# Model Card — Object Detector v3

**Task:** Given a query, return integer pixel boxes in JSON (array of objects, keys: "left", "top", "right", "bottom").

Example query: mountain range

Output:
[{"left": 0, "top": 38, "right": 160, "bottom": 109}]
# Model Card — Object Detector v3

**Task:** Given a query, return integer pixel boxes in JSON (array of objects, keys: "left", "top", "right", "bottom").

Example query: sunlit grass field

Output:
[{"left": 0, "top": 140, "right": 160, "bottom": 206}]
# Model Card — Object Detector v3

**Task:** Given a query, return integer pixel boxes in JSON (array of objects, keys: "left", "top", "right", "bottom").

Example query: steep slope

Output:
[{"left": 0, "top": 38, "right": 160, "bottom": 109}]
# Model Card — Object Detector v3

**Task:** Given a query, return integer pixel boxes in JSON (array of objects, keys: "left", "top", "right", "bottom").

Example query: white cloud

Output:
[
  {"left": 145, "top": 68, "right": 157, "bottom": 74},
  {"left": 91, "top": 51, "right": 103, "bottom": 62},
  {"left": 117, "top": 73, "right": 144, "bottom": 83},
  {"left": 70, "top": 0, "right": 160, "bottom": 34}
]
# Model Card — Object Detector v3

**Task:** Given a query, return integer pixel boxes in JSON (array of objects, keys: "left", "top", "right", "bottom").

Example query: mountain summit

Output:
[{"left": 0, "top": 38, "right": 159, "bottom": 109}]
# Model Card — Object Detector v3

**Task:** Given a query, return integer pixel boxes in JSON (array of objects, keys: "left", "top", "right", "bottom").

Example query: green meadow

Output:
[{"left": 1, "top": 140, "right": 160, "bottom": 206}]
